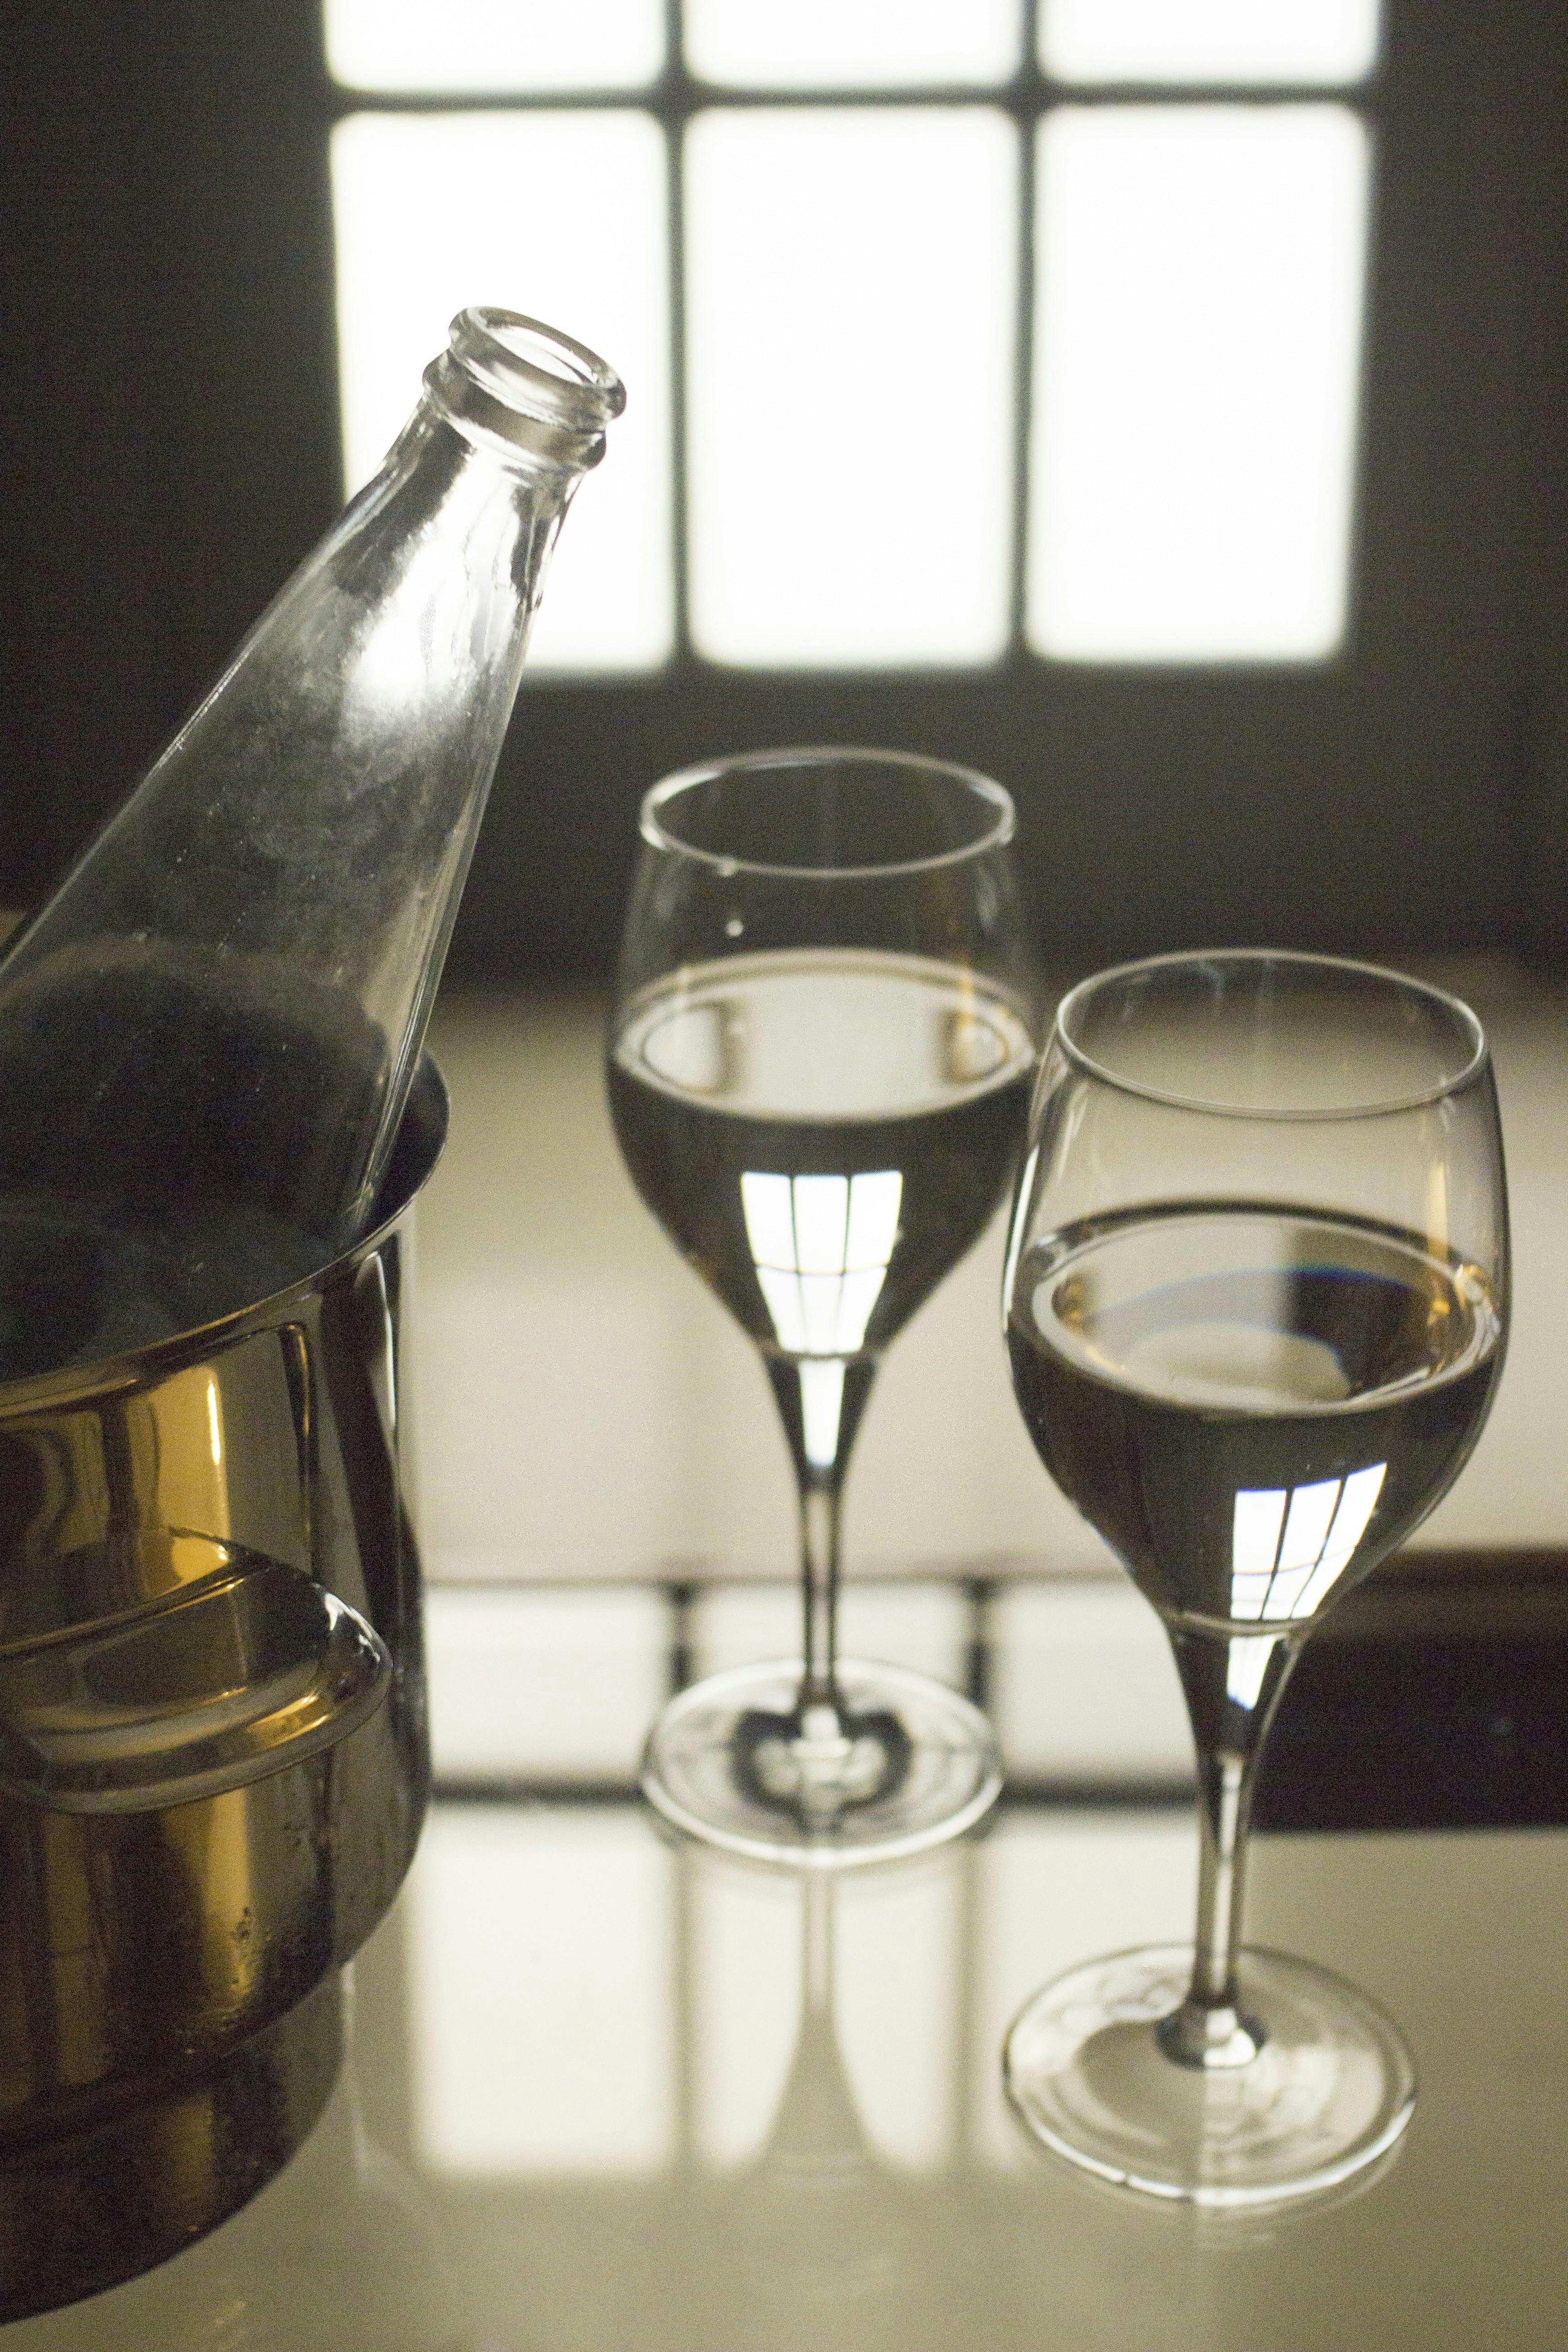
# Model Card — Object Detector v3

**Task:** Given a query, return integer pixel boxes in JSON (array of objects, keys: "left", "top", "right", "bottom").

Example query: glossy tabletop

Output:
[
  {"left": 9, "top": 1559, "right": 1568, "bottom": 2351},
  {"left": 5, "top": 965, "right": 1568, "bottom": 2347}
]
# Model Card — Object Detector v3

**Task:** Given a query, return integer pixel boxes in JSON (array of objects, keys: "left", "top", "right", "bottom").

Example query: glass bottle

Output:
[{"left": 0, "top": 309, "right": 622, "bottom": 1379}]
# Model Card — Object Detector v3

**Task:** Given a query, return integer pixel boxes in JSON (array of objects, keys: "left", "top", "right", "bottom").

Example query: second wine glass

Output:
[
  {"left": 608, "top": 748, "right": 1039, "bottom": 1865},
  {"left": 1000, "top": 950, "right": 1509, "bottom": 2202}
]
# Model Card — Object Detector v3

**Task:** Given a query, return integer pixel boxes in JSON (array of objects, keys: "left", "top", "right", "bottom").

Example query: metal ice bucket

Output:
[{"left": 0, "top": 1059, "right": 445, "bottom": 2317}]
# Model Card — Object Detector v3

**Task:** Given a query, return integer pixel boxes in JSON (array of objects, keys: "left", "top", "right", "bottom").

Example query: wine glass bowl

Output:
[
  {"left": 1001, "top": 950, "right": 1508, "bottom": 2201},
  {"left": 608, "top": 749, "right": 1039, "bottom": 1866}
]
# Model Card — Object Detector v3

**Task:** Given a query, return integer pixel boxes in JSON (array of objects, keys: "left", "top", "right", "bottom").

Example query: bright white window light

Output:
[
  {"left": 425, "top": 1587, "right": 666, "bottom": 1780},
  {"left": 1027, "top": 104, "right": 1370, "bottom": 664},
  {"left": 686, "top": 108, "right": 1017, "bottom": 668},
  {"left": 743, "top": 1169, "right": 903, "bottom": 1356},
  {"left": 800, "top": 1358, "right": 847, "bottom": 1468},
  {"left": 793, "top": 1175, "right": 851, "bottom": 1274},
  {"left": 686, "top": 0, "right": 1021, "bottom": 90},
  {"left": 1226, "top": 1633, "right": 1279, "bottom": 1709},
  {"left": 1229, "top": 1461, "right": 1387, "bottom": 1627},
  {"left": 1267, "top": 1474, "right": 1345, "bottom": 1615},
  {"left": 408, "top": 1809, "right": 674, "bottom": 2174},
  {"left": 331, "top": 110, "right": 671, "bottom": 671},
  {"left": 845, "top": 1168, "right": 904, "bottom": 1266},
  {"left": 740, "top": 1172, "right": 797, "bottom": 1272},
  {"left": 1041, "top": 0, "right": 1381, "bottom": 88},
  {"left": 325, "top": 0, "right": 663, "bottom": 93},
  {"left": 1297, "top": 1461, "right": 1386, "bottom": 1615},
  {"left": 754, "top": 1269, "right": 806, "bottom": 1352},
  {"left": 1229, "top": 1484, "right": 1286, "bottom": 1619}
]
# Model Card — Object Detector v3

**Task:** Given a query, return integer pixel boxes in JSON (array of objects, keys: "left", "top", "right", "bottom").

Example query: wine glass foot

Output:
[
  {"left": 1003, "top": 1943, "right": 1415, "bottom": 2207},
  {"left": 642, "top": 1657, "right": 1001, "bottom": 1868}
]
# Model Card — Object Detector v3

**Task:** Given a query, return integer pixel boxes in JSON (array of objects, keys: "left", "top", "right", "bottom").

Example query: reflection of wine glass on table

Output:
[
  {"left": 732, "top": 1877, "right": 910, "bottom": 2323},
  {"left": 1000, "top": 951, "right": 1509, "bottom": 2203},
  {"left": 608, "top": 749, "right": 1039, "bottom": 1866}
]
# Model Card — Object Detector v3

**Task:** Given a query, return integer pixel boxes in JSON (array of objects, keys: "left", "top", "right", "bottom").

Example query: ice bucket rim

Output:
[{"left": 0, "top": 1054, "right": 448, "bottom": 1420}]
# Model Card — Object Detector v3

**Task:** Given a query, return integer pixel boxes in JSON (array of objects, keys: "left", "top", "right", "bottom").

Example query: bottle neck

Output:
[{"left": 421, "top": 306, "right": 624, "bottom": 476}]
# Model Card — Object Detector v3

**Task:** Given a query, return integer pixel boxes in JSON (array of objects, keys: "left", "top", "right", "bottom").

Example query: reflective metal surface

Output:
[
  {"left": 1, "top": 1971, "right": 461, "bottom": 2350},
  {"left": 0, "top": 1544, "right": 390, "bottom": 1814},
  {"left": 0, "top": 1971, "right": 346, "bottom": 2324},
  {"left": 0, "top": 1062, "right": 445, "bottom": 2318}
]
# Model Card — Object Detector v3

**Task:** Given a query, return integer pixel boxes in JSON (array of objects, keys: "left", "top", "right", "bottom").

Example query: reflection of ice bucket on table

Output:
[{"left": 0, "top": 1058, "right": 445, "bottom": 2320}]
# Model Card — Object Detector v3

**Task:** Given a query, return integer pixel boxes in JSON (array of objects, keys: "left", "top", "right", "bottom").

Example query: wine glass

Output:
[
  {"left": 608, "top": 747, "right": 1039, "bottom": 1866},
  {"left": 1000, "top": 950, "right": 1508, "bottom": 2203}
]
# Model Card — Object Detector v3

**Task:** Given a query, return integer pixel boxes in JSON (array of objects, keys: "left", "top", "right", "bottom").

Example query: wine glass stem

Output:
[
  {"left": 765, "top": 1354, "right": 879, "bottom": 1717},
  {"left": 1191, "top": 1746, "right": 1250, "bottom": 2009},
  {"left": 1160, "top": 1626, "right": 1303, "bottom": 2066},
  {"left": 799, "top": 1483, "right": 843, "bottom": 1707}
]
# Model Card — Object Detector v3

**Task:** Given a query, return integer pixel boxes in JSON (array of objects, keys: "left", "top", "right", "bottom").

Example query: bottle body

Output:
[{"left": 0, "top": 311, "right": 622, "bottom": 1377}]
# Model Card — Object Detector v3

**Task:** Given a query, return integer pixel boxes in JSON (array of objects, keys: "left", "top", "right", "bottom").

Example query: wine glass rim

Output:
[
  {"left": 1054, "top": 948, "right": 1490, "bottom": 1119},
  {"left": 639, "top": 746, "right": 1016, "bottom": 878}
]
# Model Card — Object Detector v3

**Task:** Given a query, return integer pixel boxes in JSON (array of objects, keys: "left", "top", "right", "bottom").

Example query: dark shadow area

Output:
[{"left": 1254, "top": 1548, "right": 1568, "bottom": 1832}]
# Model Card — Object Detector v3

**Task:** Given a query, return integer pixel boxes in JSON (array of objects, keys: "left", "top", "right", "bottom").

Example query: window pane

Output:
[
  {"left": 1041, "top": 0, "right": 1381, "bottom": 86},
  {"left": 990, "top": 1581, "right": 1190, "bottom": 1782},
  {"left": 686, "top": 0, "right": 1021, "bottom": 89},
  {"left": 1027, "top": 105, "right": 1370, "bottom": 664},
  {"left": 325, "top": 0, "right": 663, "bottom": 93},
  {"left": 694, "top": 1582, "right": 967, "bottom": 1683},
  {"left": 975, "top": 1816, "right": 1195, "bottom": 2163},
  {"left": 408, "top": 1809, "right": 673, "bottom": 2174},
  {"left": 686, "top": 109, "right": 1017, "bottom": 669},
  {"left": 426, "top": 1588, "right": 666, "bottom": 1780},
  {"left": 331, "top": 111, "right": 672, "bottom": 672}
]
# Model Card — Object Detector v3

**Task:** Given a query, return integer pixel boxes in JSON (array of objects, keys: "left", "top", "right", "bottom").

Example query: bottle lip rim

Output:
[
  {"left": 1053, "top": 947, "right": 1491, "bottom": 1120},
  {"left": 448, "top": 307, "right": 626, "bottom": 432},
  {"left": 640, "top": 746, "right": 1017, "bottom": 878}
]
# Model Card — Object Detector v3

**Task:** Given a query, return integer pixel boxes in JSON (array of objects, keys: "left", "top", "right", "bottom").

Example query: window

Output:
[
  {"left": 323, "top": 0, "right": 1381, "bottom": 673},
  {"left": 9, "top": 5, "right": 1563, "bottom": 979}
]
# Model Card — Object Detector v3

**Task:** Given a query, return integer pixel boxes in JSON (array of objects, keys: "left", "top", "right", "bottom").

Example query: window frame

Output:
[
  {"left": 323, "top": 0, "right": 1391, "bottom": 680},
  {"left": 4, "top": 0, "right": 1563, "bottom": 981}
]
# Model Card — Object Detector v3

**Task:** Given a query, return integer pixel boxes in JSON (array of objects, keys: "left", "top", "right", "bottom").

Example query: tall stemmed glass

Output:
[
  {"left": 1001, "top": 951, "right": 1508, "bottom": 2202},
  {"left": 608, "top": 749, "right": 1039, "bottom": 1865}
]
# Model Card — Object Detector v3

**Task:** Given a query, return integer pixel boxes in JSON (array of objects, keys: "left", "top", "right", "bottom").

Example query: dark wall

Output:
[
  {"left": 3, "top": 0, "right": 1565, "bottom": 982},
  {"left": 3, "top": 0, "right": 341, "bottom": 912}
]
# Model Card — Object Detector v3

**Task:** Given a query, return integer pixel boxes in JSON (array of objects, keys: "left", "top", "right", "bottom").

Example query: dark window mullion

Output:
[
  {"left": 320, "top": 82, "right": 1381, "bottom": 120},
  {"left": 321, "top": 85, "right": 666, "bottom": 115},
  {"left": 1032, "top": 79, "right": 1386, "bottom": 107}
]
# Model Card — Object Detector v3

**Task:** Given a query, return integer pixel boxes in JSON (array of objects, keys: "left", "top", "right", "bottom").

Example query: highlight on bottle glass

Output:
[
  {"left": 0, "top": 307, "right": 622, "bottom": 1381},
  {"left": 1000, "top": 949, "right": 1509, "bottom": 2203},
  {"left": 608, "top": 747, "right": 1041, "bottom": 1866}
]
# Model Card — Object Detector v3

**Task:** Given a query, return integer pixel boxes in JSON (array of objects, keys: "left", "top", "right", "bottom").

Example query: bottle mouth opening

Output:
[
  {"left": 458, "top": 309, "right": 626, "bottom": 428},
  {"left": 425, "top": 307, "right": 626, "bottom": 466}
]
